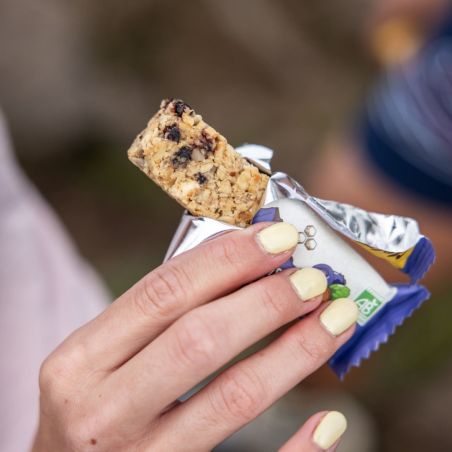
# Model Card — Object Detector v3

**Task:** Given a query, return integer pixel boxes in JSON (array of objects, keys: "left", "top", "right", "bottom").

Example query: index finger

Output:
[{"left": 65, "top": 222, "right": 299, "bottom": 371}]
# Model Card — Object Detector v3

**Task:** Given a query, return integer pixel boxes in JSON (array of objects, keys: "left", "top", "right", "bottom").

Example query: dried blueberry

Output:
[
  {"left": 196, "top": 172, "right": 207, "bottom": 184},
  {"left": 200, "top": 130, "right": 214, "bottom": 153},
  {"left": 171, "top": 146, "right": 192, "bottom": 168},
  {"left": 173, "top": 100, "right": 190, "bottom": 117},
  {"left": 164, "top": 124, "right": 181, "bottom": 142}
]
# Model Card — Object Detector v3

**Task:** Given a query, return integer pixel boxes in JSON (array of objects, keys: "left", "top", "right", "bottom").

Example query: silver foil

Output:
[{"left": 165, "top": 144, "right": 423, "bottom": 262}]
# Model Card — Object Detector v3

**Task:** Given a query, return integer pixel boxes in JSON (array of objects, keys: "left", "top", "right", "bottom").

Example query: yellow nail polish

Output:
[
  {"left": 313, "top": 411, "right": 347, "bottom": 450},
  {"left": 320, "top": 298, "right": 359, "bottom": 336},
  {"left": 289, "top": 268, "right": 327, "bottom": 301},
  {"left": 256, "top": 222, "right": 299, "bottom": 254}
]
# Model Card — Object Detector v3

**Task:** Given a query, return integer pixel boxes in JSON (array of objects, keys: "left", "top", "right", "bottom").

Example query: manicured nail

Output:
[
  {"left": 256, "top": 222, "right": 299, "bottom": 254},
  {"left": 313, "top": 411, "right": 347, "bottom": 450},
  {"left": 320, "top": 298, "right": 359, "bottom": 336},
  {"left": 290, "top": 268, "right": 327, "bottom": 301}
]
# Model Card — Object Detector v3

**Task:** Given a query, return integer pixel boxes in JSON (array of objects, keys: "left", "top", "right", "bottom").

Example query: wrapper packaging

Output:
[{"left": 165, "top": 144, "right": 435, "bottom": 378}]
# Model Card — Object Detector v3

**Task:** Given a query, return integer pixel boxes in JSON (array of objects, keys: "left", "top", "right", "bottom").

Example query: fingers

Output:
[
  {"left": 152, "top": 299, "right": 358, "bottom": 451},
  {"left": 66, "top": 222, "right": 299, "bottom": 370},
  {"left": 279, "top": 411, "right": 347, "bottom": 452},
  {"left": 106, "top": 267, "right": 328, "bottom": 422}
]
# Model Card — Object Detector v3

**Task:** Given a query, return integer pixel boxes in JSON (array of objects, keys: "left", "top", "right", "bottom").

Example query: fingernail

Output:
[
  {"left": 289, "top": 268, "right": 327, "bottom": 301},
  {"left": 320, "top": 298, "right": 359, "bottom": 336},
  {"left": 313, "top": 411, "right": 347, "bottom": 450},
  {"left": 256, "top": 222, "right": 299, "bottom": 254}
]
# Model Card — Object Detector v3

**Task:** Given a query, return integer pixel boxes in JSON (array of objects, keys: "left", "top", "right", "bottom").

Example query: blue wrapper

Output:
[
  {"left": 253, "top": 204, "right": 434, "bottom": 378},
  {"left": 330, "top": 236, "right": 434, "bottom": 378},
  {"left": 330, "top": 283, "right": 430, "bottom": 378},
  {"left": 166, "top": 146, "right": 435, "bottom": 379}
]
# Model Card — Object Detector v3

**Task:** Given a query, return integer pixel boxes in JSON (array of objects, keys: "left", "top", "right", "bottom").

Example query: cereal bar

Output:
[{"left": 127, "top": 99, "right": 269, "bottom": 227}]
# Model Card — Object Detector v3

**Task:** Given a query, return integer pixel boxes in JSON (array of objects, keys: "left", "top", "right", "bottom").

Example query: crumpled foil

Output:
[
  {"left": 163, "top": 143, "right": 433, "bottom": 378},
  {"left": 165, "top": 144, "right": 422, "bottom": 261}
]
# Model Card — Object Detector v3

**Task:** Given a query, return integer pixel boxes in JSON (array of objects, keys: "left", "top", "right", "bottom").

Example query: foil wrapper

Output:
[{"left": 164, "top": 144, "right": 434, "bottom": 378}]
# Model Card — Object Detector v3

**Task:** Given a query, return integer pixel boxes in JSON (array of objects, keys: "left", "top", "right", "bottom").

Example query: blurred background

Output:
[{"left": 1, "top": 0, "right": 452, "bottom": 450}]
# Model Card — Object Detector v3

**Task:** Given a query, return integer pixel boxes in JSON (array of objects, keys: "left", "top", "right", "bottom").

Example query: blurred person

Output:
[
  {"left": 0, "top": 109, "right": 358, "bottom": 451},
  {"left": 0, "top": 110, "right": 110, "bottom": 451},
  {"left": 367, "top": 0, "right": 448, "bottom": 68},
  {"left": 309, "top": 5, "right": 452, "bottom": 287}
]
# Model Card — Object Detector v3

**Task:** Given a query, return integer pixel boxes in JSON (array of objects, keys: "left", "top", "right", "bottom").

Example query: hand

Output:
[{"left": 32, "top": 222, "right": 357, "bottom": 451}]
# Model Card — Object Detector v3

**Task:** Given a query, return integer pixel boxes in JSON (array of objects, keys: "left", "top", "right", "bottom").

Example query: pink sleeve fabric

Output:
[{"left": 0, "top": 112, "right": 110, "bottom": 452}]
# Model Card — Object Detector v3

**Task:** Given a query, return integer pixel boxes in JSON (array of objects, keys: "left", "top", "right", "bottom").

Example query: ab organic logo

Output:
[{"left": 355, "top": 289, "right": 384, "bottom": 325}]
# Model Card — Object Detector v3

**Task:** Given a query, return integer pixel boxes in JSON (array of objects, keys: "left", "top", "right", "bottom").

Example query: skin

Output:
[{"left": 32, "top": 222, "right": 354, "bottom": 452}]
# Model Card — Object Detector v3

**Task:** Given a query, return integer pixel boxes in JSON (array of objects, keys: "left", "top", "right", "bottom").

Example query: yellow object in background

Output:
[{"left": 371, "top": 17, "right": 423, "bottom": 66}]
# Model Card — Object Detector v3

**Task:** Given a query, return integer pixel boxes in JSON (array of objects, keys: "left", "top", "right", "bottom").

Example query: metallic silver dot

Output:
[
  {"left": 305, "top": 238, "right": 317, "bottom": 250},
  {"left": 304, "top": 225, "right": 317, "bottom": 237},
  {"left": 298, "top": 232, "right": 306, "bottom": 244}
]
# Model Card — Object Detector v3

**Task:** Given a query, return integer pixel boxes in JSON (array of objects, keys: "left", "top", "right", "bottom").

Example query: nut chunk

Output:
[{"left": 127, "top": 99, "right": 269, "bottom": 227}]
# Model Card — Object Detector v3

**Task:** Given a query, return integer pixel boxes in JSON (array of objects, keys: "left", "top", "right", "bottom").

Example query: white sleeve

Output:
[{"left": 0, "top": 111, "right": 110, "bottom": 452}]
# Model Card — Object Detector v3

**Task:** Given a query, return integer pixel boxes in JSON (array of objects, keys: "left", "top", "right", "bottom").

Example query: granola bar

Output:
[{"left": 127, "top": 99, "right": 269, "bottom": 227}]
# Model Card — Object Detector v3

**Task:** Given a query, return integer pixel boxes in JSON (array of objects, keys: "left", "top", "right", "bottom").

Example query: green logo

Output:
[{"left": 355, "top": 289, "right": 383, "bottom": 324}]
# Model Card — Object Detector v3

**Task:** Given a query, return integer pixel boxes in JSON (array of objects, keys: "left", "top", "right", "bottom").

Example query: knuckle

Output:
[
  {"left": 289, "top": 331, "right": 330, "bottom": 365},
  {"left": 137, "top": 264, "right": 190, "bottom": 319},
  {"left": 39, "top": 343, "right": 89, "bottom": 395},
  {"left": 257, "top": 278, "right": 287, "bottom": 318},
  {"left": 39, "top": 355, "right": 60, "bottom": 392},
  {"left": 211, "top": 235, "right": 245, "bottom": 269},
  {"left": 172, "top": 313, "right": 219, "bottom": 367},
  {"left": 39, "top": 352, "right": 73, "bottom": 393},
  {"left": 214, "top": 368, "right": 265, "bottom": 423},
  {"left": 38, "top": 350, "right": 115, "bottom": 450}
]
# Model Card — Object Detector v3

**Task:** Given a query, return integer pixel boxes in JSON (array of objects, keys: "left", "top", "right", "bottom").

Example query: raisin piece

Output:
[
  {"left": 171, "top": 146, "right": 192, "bottom": 168},
  {"left": 196, "top": 172, "right": 207, "bottom": 184},
  {"left": 164, "top": 124, "right": 181, "bottom": 142},
  {"left": 199, "top": 130, "right": 214, "bottom": 153},
  {"left": 173, "top": 100, "right": 189, "bottom": 117}
]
